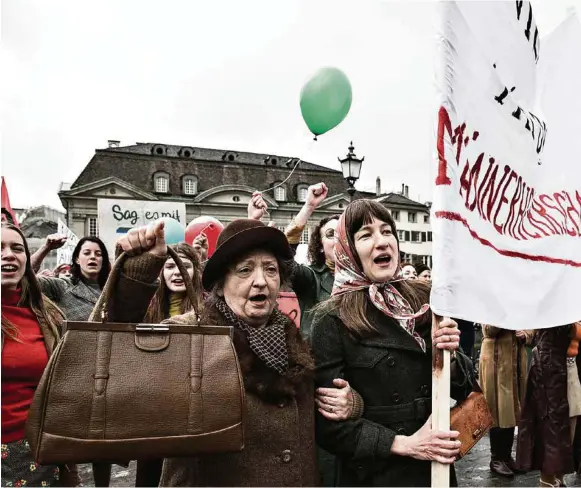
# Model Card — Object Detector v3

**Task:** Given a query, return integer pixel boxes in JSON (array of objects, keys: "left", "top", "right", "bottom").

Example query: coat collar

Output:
[
  {"left": 165, "top": 301, "right": 315, "bottom": 403},
  {"left": 69, "top": 280, "right": 100, "bottom": 304}
]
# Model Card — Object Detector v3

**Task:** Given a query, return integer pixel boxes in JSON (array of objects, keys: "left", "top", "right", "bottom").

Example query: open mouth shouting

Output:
[
  {"left": 373, "top": 252, "right": 393, "bottom": 267},
  {"left": 1, "top": 264, "right": 19, "bottom": 275},
  {"left": 248, "top": 293, "right": 269, "bottom": 307}
]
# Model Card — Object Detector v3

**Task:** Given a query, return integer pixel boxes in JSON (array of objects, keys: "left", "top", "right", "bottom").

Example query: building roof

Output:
[
  {"left": 99, "top": 143, "right": 340, "bottom": 173},
  {"left": 376, "top": 192, "right": 430, "bottom": 211},
  {"left": 67, "top": 142, "right": 350, "bottom": 201}
]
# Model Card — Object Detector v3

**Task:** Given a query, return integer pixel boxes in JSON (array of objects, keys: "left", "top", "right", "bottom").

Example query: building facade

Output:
[
  {"left": 58, "top": 141, "right": 434, "bottom": 267},
  {"left": 58, "top": 141, "right": 354, "bottom": 256},
  {"left": 19, "top": 205, "right": 66, "bottom": 271},
  {"left": 376, "top": 185, "right": 433, "bottom": 267}
]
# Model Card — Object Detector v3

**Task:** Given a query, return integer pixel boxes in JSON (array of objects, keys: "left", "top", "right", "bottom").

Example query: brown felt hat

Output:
[{"left": 202, "top": 219, "right": 293, "bottom": 291}]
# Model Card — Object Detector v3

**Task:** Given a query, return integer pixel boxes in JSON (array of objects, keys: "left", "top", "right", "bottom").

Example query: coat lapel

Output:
[{"left": 70, "top": 281, "right": 99, "bottom": 305}]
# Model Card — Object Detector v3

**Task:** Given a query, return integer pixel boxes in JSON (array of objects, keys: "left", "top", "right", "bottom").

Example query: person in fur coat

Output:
[{"left": 112, "top": 218, "right": 338, "bottom": 486}]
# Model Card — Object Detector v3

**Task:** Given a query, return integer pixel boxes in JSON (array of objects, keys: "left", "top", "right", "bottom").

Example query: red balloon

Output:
[{"left": 185, "top": 216, "right": 224, "bottom": 258}]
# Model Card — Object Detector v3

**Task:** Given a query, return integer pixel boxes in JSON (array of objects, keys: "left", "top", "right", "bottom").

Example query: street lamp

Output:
[{"left": 339, "top": 142, "right": 364, "bottom": 201}]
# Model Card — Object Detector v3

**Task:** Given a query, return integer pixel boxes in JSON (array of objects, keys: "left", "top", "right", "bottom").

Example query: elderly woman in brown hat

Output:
[{"left": 114, "top": 218, "right": 318, "bottom": 486}]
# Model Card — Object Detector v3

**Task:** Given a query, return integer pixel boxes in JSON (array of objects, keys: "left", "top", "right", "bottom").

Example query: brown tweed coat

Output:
[
  {"left": 479, "top": 326, "right": 534, "bottom": 428},
  {"left": 109, "top": 252, "right": 319, "bottom": 487}
]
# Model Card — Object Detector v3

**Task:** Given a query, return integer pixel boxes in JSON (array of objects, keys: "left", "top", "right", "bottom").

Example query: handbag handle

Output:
[{"left": 89, "top": 246, "right": 201, "bottom": 323}]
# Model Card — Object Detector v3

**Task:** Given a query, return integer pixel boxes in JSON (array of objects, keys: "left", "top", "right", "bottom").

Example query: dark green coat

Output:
[
  {"left": 311, "top": 305, "right": 474, "bottom": 487},
  {"left": 291, "top": 263, "right": 334, "bottom": 341}
]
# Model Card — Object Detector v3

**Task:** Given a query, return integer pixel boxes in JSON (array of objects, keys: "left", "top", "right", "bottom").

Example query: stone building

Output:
[
  {"left": 58, "top": 140, "right": 433, "bottom": 266},
  {"left": 376, "top": 185, "right": 433, "bottom": 267},
  {"left": 58, "top": 141, "right": 355, "bottom": 254},
  {"left": 19, "top": 205, "right": 66, "bottom": 271}
]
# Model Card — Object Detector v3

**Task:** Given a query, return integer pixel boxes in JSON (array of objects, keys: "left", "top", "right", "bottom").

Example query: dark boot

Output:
[
  {"left": 489, "top": 428, "right": 514, "bottom": 477},
  {"left": 502, "top": 427, "right": 526, "bottom": 474}
]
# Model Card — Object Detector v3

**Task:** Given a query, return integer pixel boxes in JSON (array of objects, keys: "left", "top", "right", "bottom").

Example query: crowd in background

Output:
[{"left": 1, "top": 182, "right": 580, "bottom": 488}]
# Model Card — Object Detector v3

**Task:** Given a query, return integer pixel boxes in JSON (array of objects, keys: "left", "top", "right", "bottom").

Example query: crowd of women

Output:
[{"left": 1, "top": 182, "right": 580, "bottom": 487}]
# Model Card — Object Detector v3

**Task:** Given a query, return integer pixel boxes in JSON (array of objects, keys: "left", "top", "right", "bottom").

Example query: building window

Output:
[
  {"left": 421, "top": 232, "right": 427, "bottom": 242},
  {"left": 391, "top": 210, "right": 400, "bottom": 221},
  {"left": 155, "top": 174, "right": 169, "bottom": 193},
  {"left": 274, "top": 186, "right": 286, "bottom": 202},
  {"left": 428, "top": 231, "right": 433, "bottom": 242},
  {"left": 87, "top": 217, "right": 99, "bottom": 237},
  {"left": 411, "top": 231, "right": 421, "bottom": 242},
  {"left": 299, "top": 227, "right": 310, "bottom": 245},
  {"left": 424, "top": 214, "right": 430, "bottom": 224},
  {"left": 297, "top": 185, "right": 308, "bottom": 203},
  {"left": 397, "top": 230, "right": 405, "bottom": 241},
  {"left": 404, "top": 230, "right": 411, "bottom": 242},
  {"left": 183, "top": 176, "right": 198, "bottom": 195},
  {"left": 233, "top": 196, "right": 241, "bottom": 202},
  {"left": 408, "top": 212, "right": 417, "bottom": 223}
]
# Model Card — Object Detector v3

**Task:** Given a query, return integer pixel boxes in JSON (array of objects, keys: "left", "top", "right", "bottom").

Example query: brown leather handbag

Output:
[
  {"left": 450, "top": 380, "right": 493, "bottom": 459},
  {"left": 26, "top": 248, "right": 246, "bottom": 465}
]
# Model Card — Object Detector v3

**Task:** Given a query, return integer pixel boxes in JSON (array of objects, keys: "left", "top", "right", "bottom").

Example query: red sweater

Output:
[{"left": 1, "top": 288, "right": 49, "bottom": 443}]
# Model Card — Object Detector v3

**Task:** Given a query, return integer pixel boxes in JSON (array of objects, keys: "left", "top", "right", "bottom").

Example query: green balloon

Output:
[{"left": 300, "top": 67, "right": 352, "bottom": 138}]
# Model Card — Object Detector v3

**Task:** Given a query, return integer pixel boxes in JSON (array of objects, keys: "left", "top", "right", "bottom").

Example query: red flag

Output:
[{"left": 1, "top": 177, "right": 19, "bottom": 227}]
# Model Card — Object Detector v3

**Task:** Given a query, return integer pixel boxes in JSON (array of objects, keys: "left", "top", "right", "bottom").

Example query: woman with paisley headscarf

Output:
[{"left": 311, "top": 199, "right": 474, "bottom": 487}]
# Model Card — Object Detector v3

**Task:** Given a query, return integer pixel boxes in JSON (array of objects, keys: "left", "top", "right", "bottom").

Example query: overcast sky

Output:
[{"left": 2, "top": 0, "right": 579, "bottom": 210}]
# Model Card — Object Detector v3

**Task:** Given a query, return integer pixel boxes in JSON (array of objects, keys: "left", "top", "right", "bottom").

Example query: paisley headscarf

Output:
[{"left": 331, "top": 214, "right": 429, "bottom": 352}]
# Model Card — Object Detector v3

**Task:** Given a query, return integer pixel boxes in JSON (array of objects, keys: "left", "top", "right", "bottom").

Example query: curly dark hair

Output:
[
  {"left": 70, "top": 236, "right": 111, "bottom": 288},
  {"left": 307, "top": 215, "right": 340, "bottom": 267}
]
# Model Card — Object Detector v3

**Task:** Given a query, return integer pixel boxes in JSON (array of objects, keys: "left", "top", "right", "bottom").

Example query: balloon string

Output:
[{"left": 259, "top": 158, "right": 302, "bottom": 194}]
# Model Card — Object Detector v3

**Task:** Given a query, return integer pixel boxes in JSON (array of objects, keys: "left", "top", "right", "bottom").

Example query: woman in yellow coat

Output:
[{"left": 479, "top": 325, "right": 534, "bottom": 477}]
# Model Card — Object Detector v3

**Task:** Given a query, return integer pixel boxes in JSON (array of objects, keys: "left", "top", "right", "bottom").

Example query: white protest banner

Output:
[
  {"left": 97, "top": 199, "right": 186, "bottom": 257},
  {"left": 431, "top": 2, "right": 581, "bottom": 330},
  {"left": 57, "top": 219, "right": 79, "bottom": 266}
]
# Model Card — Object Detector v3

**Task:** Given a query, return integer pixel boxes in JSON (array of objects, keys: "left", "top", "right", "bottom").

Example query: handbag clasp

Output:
[{"left": 136, "top": 324, "right": 170, "bottom": 333}]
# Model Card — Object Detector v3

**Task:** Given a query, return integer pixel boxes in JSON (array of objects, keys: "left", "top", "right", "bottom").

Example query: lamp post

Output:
[{"left": 339, "top": 142, "right": 364, "bottom": 201}]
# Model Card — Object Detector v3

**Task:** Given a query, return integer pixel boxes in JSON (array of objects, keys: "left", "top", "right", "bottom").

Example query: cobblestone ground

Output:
[{"left": 77, "top": 433, "right": 581, "bottom": 487}]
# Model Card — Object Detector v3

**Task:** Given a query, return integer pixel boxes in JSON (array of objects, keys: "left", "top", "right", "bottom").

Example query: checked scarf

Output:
[
  {"left": 332, "top": 215, "right": 429, "bottom": 352},
  {"left": 215, "top": 298, "right": 289, "bottom": 375}
]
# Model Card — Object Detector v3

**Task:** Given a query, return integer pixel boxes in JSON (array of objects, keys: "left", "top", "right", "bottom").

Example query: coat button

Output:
[
  {"left": 421, "top": 385, "right": 429, "bottom": 395},
  {"left": 281, "top": 450, "right": 292, "bottom": 463},
  {"left": 278, "top": 401, "right": 286, "bottom": 408},
  {"left": 392, "top": 393, "right": 400, "bottom": 404},
  {"left": 387, "top": 356, "right": 396, "bottom": 367},
  {"left": 397, "top": 427, "right": 406, "bottom": 434}
]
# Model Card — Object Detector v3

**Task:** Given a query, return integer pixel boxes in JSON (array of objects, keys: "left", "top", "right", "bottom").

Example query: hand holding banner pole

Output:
[{"left": 431, "top": 313, "right": 451, "bottom": 487}]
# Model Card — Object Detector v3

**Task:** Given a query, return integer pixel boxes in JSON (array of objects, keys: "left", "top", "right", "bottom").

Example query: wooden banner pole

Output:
[{"left": 431, "top": 313, "right": 451, "bottom": 487}]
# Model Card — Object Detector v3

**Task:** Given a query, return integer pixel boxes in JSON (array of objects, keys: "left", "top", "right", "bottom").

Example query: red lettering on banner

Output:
[
  {"left": 486, "top": 165, "right": 511, "bottom": 223},
  {"left": 538, "top": 194, "right": 566, "bottom": 234},
  {"left": 494, "top": 168, "right": 517, "bottom": 234},
  {"left": 436, "top": 106, "right": 580, "bottom": 245},
  {"left": 436, "top": 107, "right": 453, "bottom": 186},
  {"left": 557, "top": 191, "right": 581, "bottom": 237},
  {"left": 459, "top": 153, "right": 484, "bottom": 211},
  {"left": 505, "top": 175, "right": 524, "bottom": 239}
]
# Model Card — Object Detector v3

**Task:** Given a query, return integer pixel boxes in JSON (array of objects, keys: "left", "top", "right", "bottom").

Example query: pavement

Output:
[{"left": 77, "top": 432, "right": 581, "bottom": 487}]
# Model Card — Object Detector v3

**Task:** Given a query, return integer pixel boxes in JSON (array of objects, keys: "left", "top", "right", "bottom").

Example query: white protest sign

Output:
[
  {"left": 97, "top": 199, "right": 186, "bottom": 257},
  {"left": 431, "top": 2, "right": 581, "bottom": 330},
  {"left": 57, "top": 219, "right": 79, "bottom": 266}
]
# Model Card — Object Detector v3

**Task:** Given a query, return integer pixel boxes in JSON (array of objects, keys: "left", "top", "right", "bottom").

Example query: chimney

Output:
[
  {"left": 405, "top": 185, "right": 409, "bottom": 198},
  {"left": 401, "top": 183, "right": 405, "bottom": 195},
  {"left": 108, "top": 140, "right": 120, "bottom": 148},
  {"left": 376, "top": 177, "right": 381, "bottom": 196}
]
